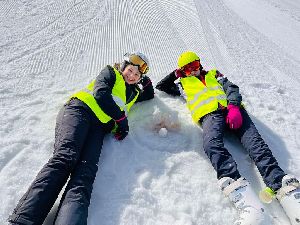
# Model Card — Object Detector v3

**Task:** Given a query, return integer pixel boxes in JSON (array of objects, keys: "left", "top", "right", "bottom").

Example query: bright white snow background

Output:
[{"left": 1, "top": 0, "right": 300, "bottom": 224}]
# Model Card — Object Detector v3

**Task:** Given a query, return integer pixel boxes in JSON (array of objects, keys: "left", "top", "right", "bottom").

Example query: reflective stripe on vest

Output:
[
  {"left": 180, "top": 70, "right": 228, "bottom": 122},
  {"left": 71, "top": 67, "right": 139, "bottom": 123}
]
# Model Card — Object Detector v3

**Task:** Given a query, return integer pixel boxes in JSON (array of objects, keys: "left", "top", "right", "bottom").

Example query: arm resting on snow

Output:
[
  {"left": 216, "top": 71, "right": 242, "bottom": 106},
  {"left": 155, "top": 71, "right": 181, "bottom": 96},
  {"left": 93, "top": 66, "right": 125, "bottom": 120},
  {"left": 135, "top": 75, "right": 155, "bottom": 103}
]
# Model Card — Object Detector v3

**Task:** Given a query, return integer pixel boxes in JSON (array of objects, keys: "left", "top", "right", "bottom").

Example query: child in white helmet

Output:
[{"left": 9, "top": 52, "right": 154, "bottom": 225}]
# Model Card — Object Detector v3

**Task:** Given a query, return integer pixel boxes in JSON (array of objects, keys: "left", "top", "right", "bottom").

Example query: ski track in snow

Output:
[{"left": 1, "top": 0, "right": 299, "bottom": 224}]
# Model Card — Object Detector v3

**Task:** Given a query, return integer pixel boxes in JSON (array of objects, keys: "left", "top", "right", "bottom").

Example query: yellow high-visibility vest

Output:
[
  {"left": 180, "top": 70, "right": 228, "bottom": 122},
  {"left": 71, "top": 67, "right": 139, "bottom": 123}
]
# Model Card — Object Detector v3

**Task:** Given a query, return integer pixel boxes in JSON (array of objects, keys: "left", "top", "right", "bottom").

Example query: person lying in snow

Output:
[
  {"left": 156, "top": 51, "right": 300, "bottom": 225},
  {"left": 8, "top": 52, "right": 154, "bottom": 225}
]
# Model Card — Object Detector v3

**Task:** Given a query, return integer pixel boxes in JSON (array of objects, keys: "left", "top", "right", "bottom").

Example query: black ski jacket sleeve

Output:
[
  {"left": 93, "top": 65, "right": 123, "bottom": 120},
  {"left": 155, "top": 70, "right": 181, "bottom": 96},
  {"left": 93, "top": 65, "right": 154, "bottom": 121},
  {"left": 216, "top": 71, "right": 242, "bottom": 106},
  {"left": 155, "top": 69, "right": 242, "bottom": 106}
]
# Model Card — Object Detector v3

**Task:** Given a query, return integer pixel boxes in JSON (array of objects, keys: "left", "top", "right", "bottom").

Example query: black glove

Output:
[
  {"left": 114, "top": 115, "right": 129, "bottom": 140},
  {"left": 139, "top": 75, "right": 151, "bottom": 87}
]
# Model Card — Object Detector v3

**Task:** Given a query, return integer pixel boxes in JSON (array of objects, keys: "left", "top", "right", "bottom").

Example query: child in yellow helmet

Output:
[{"left": 156, "top": 51, "right": 300, "bottom": 225}]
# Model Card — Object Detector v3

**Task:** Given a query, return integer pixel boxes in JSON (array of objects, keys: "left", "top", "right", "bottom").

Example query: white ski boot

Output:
[
  {"left": 276, "top": 174, "right": 300, "bottom": 225},
  {"left": 219, "top": 177, "right": 272, "bottom": 225}
]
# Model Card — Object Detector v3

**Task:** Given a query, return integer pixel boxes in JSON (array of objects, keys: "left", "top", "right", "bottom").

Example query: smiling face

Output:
[{"left": 122, "top": 64, "right": 142, "bottom": 84}]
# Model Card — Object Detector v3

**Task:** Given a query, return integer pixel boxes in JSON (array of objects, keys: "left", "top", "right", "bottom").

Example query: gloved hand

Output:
[
  {"left": 226, "top": 104, "right": 243, "bottom": 129},
  {"left": 175, "top": 69, "right": 184, "bottom": 78},
  {"left": 114, "top": 115, "right": 129, "bottom": 140},
  {"left": 139, "top": 75, "right": 152, "bottom": 87}
]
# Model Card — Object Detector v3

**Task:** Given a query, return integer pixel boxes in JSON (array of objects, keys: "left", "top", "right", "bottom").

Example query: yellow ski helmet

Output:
[{"left": 177, "top": 51, "right": 200, "bottom": 69}]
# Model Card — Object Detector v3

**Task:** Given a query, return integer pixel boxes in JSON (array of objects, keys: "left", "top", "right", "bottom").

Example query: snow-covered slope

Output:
[{"left": 1, "top": 0, "right": 299, "bottom": 224}]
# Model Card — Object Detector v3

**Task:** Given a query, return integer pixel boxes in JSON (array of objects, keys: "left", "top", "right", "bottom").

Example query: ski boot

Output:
[
  {"left": 219, "top": 177, "right": 272, "bottom": 225},
  {"left": 276, "top": 174, "right": 300, "bottom": 225}
]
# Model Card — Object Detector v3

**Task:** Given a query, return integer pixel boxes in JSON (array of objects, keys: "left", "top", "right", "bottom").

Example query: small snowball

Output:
[{"left": 158, "top": 127, "right": 168, "bottom": 137}]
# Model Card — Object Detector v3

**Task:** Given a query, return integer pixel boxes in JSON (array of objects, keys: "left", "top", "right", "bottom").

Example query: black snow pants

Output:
[
  {"left": 8, "top": 99, "right": 114, "bottom": 225},
  {"left": 201, "top": 108, "right": 286, "bottom": 191}
]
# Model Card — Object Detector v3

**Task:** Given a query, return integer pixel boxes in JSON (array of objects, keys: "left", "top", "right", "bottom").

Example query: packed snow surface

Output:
[{"left": 1, "top": 0, "right": 300, "bottom": 224}]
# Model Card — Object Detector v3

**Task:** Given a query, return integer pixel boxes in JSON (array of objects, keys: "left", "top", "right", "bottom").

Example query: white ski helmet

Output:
[{"left": 121, "top": 52, "right": 149, "bottom": 75}]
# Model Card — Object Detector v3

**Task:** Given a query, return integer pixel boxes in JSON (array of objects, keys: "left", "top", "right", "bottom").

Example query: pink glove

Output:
[{"left": 226, "top": 104, "right": 243, "bottom": 129}]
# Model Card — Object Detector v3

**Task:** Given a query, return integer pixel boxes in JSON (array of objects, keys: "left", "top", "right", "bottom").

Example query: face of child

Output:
[
  {"left": 182, "top": 60, "right": 201, "bottom": 76},
  {"left": 122, "top": 64, "right": 142, "bottom": 84},
  {"left": 185, "top": 69, "right": 200, "bottom": 77}
]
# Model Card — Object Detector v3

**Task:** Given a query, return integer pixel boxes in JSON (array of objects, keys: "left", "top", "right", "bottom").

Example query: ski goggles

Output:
[
  {"left": 182, "top": 60, "right": 201, "bottom": 75},
  {"left": 125, "top": 53, "right": 149, "bottom": 75}
]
